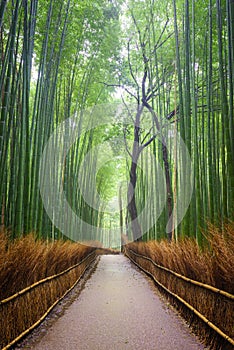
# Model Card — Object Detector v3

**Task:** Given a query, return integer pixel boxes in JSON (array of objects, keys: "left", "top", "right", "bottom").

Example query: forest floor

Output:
[{"left": 15, "top": 255, "right": 206, "bottom": 350}]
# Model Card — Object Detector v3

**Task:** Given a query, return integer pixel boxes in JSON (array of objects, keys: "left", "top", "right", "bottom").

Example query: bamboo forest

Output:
[{"left": 0, "top": 1, "right": 234, "bottom": 350}]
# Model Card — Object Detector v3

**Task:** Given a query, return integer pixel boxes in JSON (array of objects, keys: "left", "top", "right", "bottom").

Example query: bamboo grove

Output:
[
  {"left": 0, "top": 0, "right": 123, "bottom": 241},
  {"left": 121, "top": 0, "right": 234, "bottom": 243},
  {"left": 0, "top": 0, "right": 233, "bottom": 244}
]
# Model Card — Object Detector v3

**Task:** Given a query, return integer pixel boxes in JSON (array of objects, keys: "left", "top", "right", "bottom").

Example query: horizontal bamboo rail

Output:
[
  {"left": 128, "top": 249, "right": 234, "bottom": 300},
  {"left": 0, "top": 251, "right": 97, "bottom": 350},
  {"left": 0, "top": 251, "right": 96, "bottom": 305},
  {"left": 125, "top": 248, "right": 234, "bottom": 347}
]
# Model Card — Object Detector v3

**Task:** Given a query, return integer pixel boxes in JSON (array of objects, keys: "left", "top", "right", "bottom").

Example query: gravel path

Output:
[{"left": 18, "top": 255, "right": 205, "bottom": 350}]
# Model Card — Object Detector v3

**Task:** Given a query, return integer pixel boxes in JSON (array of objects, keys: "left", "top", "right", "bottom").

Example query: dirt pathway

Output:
[{"left": 18, "top": 255, "right": 205, "bottom": 350}]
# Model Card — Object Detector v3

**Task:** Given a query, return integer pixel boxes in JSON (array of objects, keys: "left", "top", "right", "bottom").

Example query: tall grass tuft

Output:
[
  {"left": 205, "top": 222, "right": 234, "bottom": 294},
  {"left": 124, "top": 223, "right": 234, "bottom": 349},
  {"left": 0, "top": 230, "right": 97, "bottom": 300},
  {"left": 0, "top": 230, "right": 100, "bottom": 348}
]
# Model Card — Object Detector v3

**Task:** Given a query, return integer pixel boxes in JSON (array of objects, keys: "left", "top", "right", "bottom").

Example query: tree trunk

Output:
[
  {"left": 119, "top": 184, "right": 124, "bottom": 233},
  {"left": 127, "top": 105, "right": 143, "bottom": 241},
  {"left": 162, "top": 140, "right": 173, "bottom": 241},
  {"left": 127, "top": 160, "right": 142, "bottom": 241}
]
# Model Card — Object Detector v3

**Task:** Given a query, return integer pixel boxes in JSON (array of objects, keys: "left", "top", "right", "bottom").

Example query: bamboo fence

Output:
[
  {"left": 0, "top": 251, "right": 98, "bottom": 349},
  {"left": 124, "top": 247, "right": 234, "bottom": 350}
]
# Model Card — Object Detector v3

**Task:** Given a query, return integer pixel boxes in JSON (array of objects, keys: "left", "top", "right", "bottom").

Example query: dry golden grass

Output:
[
  {"left": 205, "top": 222, "right": 234, "bottom": 293},
  {"left": 126, "top": 223, "right": 234, "bottom": 292},
  {"left": 0, "top": 231, "right": 97, "bottom": 300},
  {"left": 96, "top": 247, "right": 120, "bottom": 255},
  {"left": 0, "top": 230, "right": 99, "bottom": 348},
  {"left": 124, "top": 222, "right": 234, "bottom": 350}
]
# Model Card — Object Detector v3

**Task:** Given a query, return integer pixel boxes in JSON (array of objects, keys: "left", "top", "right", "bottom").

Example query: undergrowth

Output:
[
  {"left": 0, "top": 230, "right": 101, "bottom": 348},
  {"left": 0, "top": 230, "right": 97, "bottom": 300},
  {"left": 124, "top": 222, "right": 234, "bottom": 350}
]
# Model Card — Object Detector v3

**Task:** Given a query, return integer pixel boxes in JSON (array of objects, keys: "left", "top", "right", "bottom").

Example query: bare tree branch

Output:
[
  {"left": 123, "top": 126, "right": 132, "bottom": 158},
  {"left": 166, "top": 106, "right": 179, "bottom": 120},
  {"left": 121, "top": 94, "right": 135, "bottom": 124},
  {"left": 151, "top": 18, "right": 169, "bottom": 54},
  {"left": 156, "top": 32, "right": 174, "bottom": 50},
  {"left": 127, "top": 39, "right": 140, "bottom": 99},
  {"left": 142, "top": 97, "right": 161, "bottom": 131},
  {"left": 146, "top": 80, "right": 166, "bottom": 101},
  {"left": 124, "top": 87, "right": 139, "bottom": 101},
  {"left": 140, "top": 126, "right": 154, "bottom": 144},
  {"left": 141, "top": 131, "right": 160, "bottom": 149},
  {"left": 131, "top": 10, "right": 149, "bottom": 68},
  {"left": 142, "top": 69, "right": 148, "bottom": 101},
  {"left": 130, "top": 9, "right": 143, "bottom": 48},
  {"left": 99, "top": 81, "right": 139, "bottom": 102}
]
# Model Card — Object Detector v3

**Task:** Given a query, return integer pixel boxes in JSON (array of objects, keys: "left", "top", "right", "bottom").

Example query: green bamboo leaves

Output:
[
  {"left": 0, "top": 0, "right": 122, "bottom": 240},
  {"left": 0, "top": 0, "right": 233, "bottom": 243},
  {"left": 123, "top": 0, "right": 233, "bottom": 242}
]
